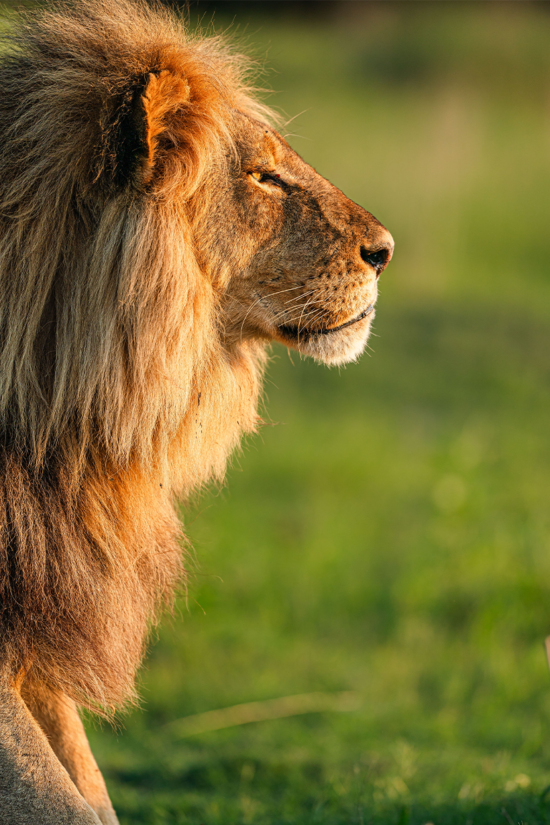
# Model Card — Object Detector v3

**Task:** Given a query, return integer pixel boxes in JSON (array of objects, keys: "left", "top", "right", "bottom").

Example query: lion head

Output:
[
  {"left": 0, "top": 0, "right": 393, "bottom": 707},
  {"left": 217, "top": 114, "right": 393, "bottom": 365},
  {"left": 190, "top": 112, "right": 393, "bottom": 367}
]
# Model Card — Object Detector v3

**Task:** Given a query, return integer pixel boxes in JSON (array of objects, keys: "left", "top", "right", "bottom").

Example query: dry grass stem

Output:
[{"left": 166, "top": 691, "right": 362, "bottom": 738}]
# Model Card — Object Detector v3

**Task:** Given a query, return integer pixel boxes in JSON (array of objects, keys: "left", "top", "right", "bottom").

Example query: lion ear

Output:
[
  {"left": 97, "top": 69, "right": 191, "bottom": 191},
  {"left": 134, "top": 70, "right": 191, "bottom": 187}
]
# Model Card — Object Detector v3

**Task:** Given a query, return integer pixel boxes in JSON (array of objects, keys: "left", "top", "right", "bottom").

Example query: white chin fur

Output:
[{"left": 292, "top": 314, "right": 374, "bottom": 366}]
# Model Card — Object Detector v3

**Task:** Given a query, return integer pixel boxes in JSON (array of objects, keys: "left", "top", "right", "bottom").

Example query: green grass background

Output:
[{"left": 84, "top": 3, "right": 550, "bottom": 823}]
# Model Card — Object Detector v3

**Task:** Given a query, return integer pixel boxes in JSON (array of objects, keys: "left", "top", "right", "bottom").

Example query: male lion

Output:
[{"left": 0, "top": 1, "right": 393, "bottom": 822}]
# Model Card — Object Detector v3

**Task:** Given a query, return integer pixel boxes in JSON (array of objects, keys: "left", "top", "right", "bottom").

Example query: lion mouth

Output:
[{"left": 278, "top": 304, "right": 374, "bottom": 341}]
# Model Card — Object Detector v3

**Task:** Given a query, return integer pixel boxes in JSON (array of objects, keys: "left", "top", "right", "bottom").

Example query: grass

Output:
[{"left": 84, "top": 3, "right": 550, "bottom": 823}]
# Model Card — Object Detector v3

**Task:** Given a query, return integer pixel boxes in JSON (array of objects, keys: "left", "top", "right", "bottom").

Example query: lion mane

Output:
[{"left": 0, "top": 0, "right": 269, "bottom": 710}]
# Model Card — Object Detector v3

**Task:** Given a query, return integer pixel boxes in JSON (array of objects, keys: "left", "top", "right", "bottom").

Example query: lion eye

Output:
[{"left": 249, "top": 170, "right": 282, "bottom": 186}]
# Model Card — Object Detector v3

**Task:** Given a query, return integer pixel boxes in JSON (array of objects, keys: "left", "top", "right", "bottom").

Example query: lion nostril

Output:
[
  {"left": 359, "top": 226, "right": 394, "bottom": 276},
  {"left": 360, "top": 246, "right": 390, "bottom": 274}
]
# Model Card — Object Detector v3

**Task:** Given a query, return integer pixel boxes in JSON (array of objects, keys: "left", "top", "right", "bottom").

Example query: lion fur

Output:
[{"left": 0, "top": 0, "right": 269, "bottom": 710}]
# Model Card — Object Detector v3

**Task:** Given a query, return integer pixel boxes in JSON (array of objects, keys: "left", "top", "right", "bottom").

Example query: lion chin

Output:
[
  {"left": 0, "top": 0, "right": 392, "bottom": 822},
  {"left": 276, "top": 307, "right": 377, "bottom": 365}
]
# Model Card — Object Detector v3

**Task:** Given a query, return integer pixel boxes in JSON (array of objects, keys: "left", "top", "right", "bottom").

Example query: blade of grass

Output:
[{"left": 165, "top": 691, "right": 362, "bottom": 738}]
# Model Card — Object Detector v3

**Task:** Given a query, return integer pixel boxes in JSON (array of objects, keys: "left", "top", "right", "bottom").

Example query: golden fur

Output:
[{"left": 0, "top": 0, "right": 393, "bottom": 713}]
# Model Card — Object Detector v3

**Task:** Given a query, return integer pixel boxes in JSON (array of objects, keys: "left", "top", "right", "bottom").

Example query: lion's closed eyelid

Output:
[{"left": 248, "top": 170, "right": 284, "bottom": 186}]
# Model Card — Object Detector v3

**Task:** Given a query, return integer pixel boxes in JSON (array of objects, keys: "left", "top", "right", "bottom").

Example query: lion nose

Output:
[{"left": 359, "top": 228, "right": 394, "bottom": 278}]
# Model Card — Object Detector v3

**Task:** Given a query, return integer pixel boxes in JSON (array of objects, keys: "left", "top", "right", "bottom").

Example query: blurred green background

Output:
[{"left": 31, "top": 0, "right": 550, "bottom": 822}]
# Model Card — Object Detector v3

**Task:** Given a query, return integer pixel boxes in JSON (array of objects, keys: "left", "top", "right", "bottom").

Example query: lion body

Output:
[{"left": 0, "top": 2, "right": 393, "bottom": 819}]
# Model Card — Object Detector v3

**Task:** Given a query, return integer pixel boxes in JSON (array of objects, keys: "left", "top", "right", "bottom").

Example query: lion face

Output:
[{"left": 217, "top": 115, "right": 394, "bottom": 365}]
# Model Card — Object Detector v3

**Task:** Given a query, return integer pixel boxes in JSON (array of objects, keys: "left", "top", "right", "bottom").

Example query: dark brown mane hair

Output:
[{"left": 0, "top": 0, "right": 270, "bottom": 710}]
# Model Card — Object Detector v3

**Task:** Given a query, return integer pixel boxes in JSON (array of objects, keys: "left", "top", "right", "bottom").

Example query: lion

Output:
[{"left": 0, "top": 1, "right": 393, "bottom": 822}]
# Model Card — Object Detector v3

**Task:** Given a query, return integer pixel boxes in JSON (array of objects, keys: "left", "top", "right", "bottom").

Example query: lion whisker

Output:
[
  {"left": 269, "top": 300, "right": 322, "bottom": 326},
  {"left": 239, "top": 284, "right": 309, "bottom": 342},
  {"left": 275, "top": 306, "right": 325, "bottom": 329},
  {"left": 283, "top": 288, "right": 317, "bottom": 307},
  {"left": 283, "top": 108, "right": 310, "bottom": 129},
  {"left": 295, "top": 290, "right": 321, "bottom": 339}
]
